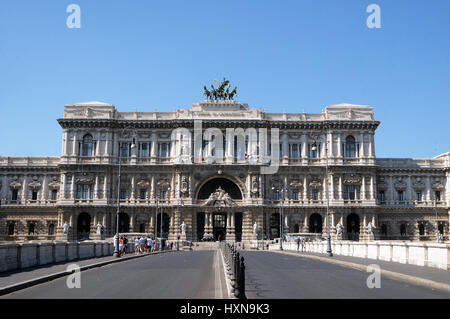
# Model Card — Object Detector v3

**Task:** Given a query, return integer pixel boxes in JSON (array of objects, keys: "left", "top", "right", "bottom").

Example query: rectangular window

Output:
[
  {"left": 398, "top": 191, "right": 404, "bottom": 201},
  {"left": 343, "top": 185, "right": 361, "bottom": 200},
  {"left": 120, "top": 143, "right": 130, "bottom": 158},
  {"left": 308, "top": 144, "right": 320, "bottom": 158},
  {"left": 292, "top": 189, "right": 299, "bottom": 200},
  {"left": 159, "top": 143, "right": 169, "bottom": 157},
  {"left": 76, "top": 185, "right": 82, "bottom": 199},
  {"left": 51, "top": 190, "right": 58, "bottom": 201},
  {"left": 120, "top": 189, "right": 127, "bottom": 200},
  {"left": 160, "top": 189, "right": 167, "bottom": 200},
  {"left": 289, "top": 144, "right": 300, "bottom": 158},
  {"left": 273, "top": 190, "right": 280, "bottom": 201},
  {"left": 140, "top": 143, "right": 149, "bottom": 158},
  {"left": 416, "top": 191, "right": 422, "bottom": 201},
  {"left": 31, "top": 190, "right": 38, "bottom": 201},
  {"left": 378, "top": 191, "right": 385, "bottom": 202},
  {"left": 12, "top": 189, "right": 18, "bottom": 201},
  {"left": 140, "top": 189, "right": 147, "bottom": 200},
  {"left": 312, "top": 189, "right": 319, "bottom": 200},
  {"left": 435, "top": 191, "right": 441, "bottom": 201}
]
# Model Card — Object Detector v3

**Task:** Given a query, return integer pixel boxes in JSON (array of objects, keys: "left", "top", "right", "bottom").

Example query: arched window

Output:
[
  {"left": 8, "top": 223, "right": 15, "bottom": 236},
  {"left": 48, "top": 223, "right": 55, "bottom": 235},
  {"left": 418, "top": 224, "right": 425, "bottom": 236},
  {"left": 28, "top": 223, "right": 36, "bottom": 235},
  {"left": 400, "top": 224, "right": 407, "bottom": 236},
  {"left": 438, "top": 224, "right": 444, "bottom": 235},
  {"left": 381, "top": 224, "right": 387, "bottom": 236},
  {"left": 344, "top": 135, "right": 357, "bottom": 158},
  {"left": 82, "top": 134, "right": 94, "bottom": 157}
]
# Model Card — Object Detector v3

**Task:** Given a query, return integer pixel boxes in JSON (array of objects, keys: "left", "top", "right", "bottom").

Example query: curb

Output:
[
  {"left": 0, "top": 250, "right": 176, "bottom": 297},
  {"left": 272, "top": 250, "right": 450, "bottom": 294}
]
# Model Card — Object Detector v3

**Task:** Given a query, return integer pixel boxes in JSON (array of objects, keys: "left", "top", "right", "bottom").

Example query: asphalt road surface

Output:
[
  {"left": 2, "top": 250, "right": 227, "bottom": 299},
  {"left": 240, "top": 250, "right": 450, "bottom": 299}
]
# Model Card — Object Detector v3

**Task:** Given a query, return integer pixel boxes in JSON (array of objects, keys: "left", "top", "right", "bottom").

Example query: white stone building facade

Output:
[{"left": 0, "top": 100, "right": 449, "bottom": 243}]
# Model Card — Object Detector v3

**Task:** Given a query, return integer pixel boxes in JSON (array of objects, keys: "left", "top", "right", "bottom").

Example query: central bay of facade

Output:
[{"left": 1, "top": 100, "right": 448, "bottom": 243}]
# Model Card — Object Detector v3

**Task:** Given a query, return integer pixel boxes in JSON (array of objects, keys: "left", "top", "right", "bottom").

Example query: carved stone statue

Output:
[
  {"left": 63, "top": 222, "right": 69, "bottom": 234},
  {"left": 96, "top": 223, "right": 103, "bottom": 235},
  {"left": 205, "top": 186, "right": 235, "bottom": 207},
  {"left": 336, "top": 222, "right": 343, "bottom": 239},
  {"left": 203, "top": 78, "right": 238, "bottom": 101},
  {"left": 367, "top": 222, "right": 375, "bottom": 235},
  {"left": 181, "top": 220, "right": 186, "bottom": 235},
  {"left": 253, "top": 222, "right": 259, "bottom": 236}
]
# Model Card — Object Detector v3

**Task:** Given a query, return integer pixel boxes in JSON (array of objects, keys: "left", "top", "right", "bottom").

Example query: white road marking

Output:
[{"left": 214, "top": 250, "right": 223, "bottom": 299}]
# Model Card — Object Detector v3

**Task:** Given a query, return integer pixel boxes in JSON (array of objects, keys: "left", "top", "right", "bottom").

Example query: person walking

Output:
[
  {"left": 119, "top": 236, "right": 124, "bottom": 256},
  {"left": 135, "top": 237, "right": 140, "bottom": 255},
  {"left": 301, "top": 237, "right": 306, "bottom": 252},
  {"left": 296, "top": 236, "right": 301, "bottom": 252},
  {"left": 122, "top": 236, "right": 128, "bottom": 256},
  {"left": 139, "top": 236, "right": 146, "bottom": 254},
  {"left": 147, "top": 237, "right": 153, "bottom": 253}
]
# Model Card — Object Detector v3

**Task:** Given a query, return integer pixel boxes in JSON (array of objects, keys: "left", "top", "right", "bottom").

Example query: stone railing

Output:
[
  {"left": 0, "top": 157, "right": 60, "bottom": 167},
  {"left": 0, "top": 240, "right": 136, "bottom": 272},
  {"left": 271, "top": 240, "right": 450, "bottom": 270}
]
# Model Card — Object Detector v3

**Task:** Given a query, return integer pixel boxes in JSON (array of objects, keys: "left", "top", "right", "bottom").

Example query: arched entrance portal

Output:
[
  {"left": 156, "top": 213, "right": 170, "bottom": 238},
  {"left": 309, "top": 213, "right": 322, "bottom": 234},
  {"left": 118, "top": 213, "right": 130, "bottom": 233},
  {"left": 197, "top": 177, "right": 243, "bottom": 200},
  {"left": 269, "top": 213, "right": 280, "bottom": 239},
  {"left": 77, "top": 212, "right": 91, "bottom": 239},
  {"left": 347, "top": 213, "right": 360, "bottom": 241},
  {"left": 197, "top": 177, "right": 243, "bottom": 241}
]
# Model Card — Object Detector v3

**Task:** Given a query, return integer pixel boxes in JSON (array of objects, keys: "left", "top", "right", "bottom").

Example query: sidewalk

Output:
[
  {"left": 0, "top": 250, "right": 171, "bottom": 290},
  {"left": 273, "top": 249, "right": 450, "bottom": 286}
]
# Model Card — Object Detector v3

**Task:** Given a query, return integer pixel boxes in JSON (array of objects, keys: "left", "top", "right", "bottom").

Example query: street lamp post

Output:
[
  {"left": 312, "top": 128, "right": 333, "bottom": 257},
  {"left": 272, "top": 186, "right": 284, "bottom": 250},
  {"left": 114, "top": 131, "right": 136, "bottom": 258}
]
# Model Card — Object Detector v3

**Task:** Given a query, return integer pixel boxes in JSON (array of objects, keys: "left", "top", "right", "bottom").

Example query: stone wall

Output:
[
  {"left": 0, "top": 241, "right": 135, "bottom": 272},
  {"left": 268, "top": 240, "right": 450, "bottom": 270}
]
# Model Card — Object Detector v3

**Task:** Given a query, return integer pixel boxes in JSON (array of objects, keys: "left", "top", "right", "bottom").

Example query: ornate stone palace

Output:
[{"left": 0, "top": 100, "right": 449, "bottom": 242}]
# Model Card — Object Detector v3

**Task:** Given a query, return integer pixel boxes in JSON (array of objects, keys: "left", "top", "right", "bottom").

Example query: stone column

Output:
[
  {"left": 71, "top": 175, "right": 76, "bottom": 200},
  {"left": 103, "top": 175, "right": 109, "bottom": 200},
  {"left": 203, "top": 212, "right": 213, "bottom": 238},
  {"left": 338, "top": 175, "right": 343, "bottom": 200},
  {"left": 301, "top": 135, "right": 308, "bottom": 159},
  {"left": 61, "top": 174, "right": 66, "bottom": 200},
  {"left": 303, "top": 213, "right": 309, "bottom": 233},
  {"left": 303, "top": 175, "right": 308, "bottom": 202},
  {"left": 94, "top": 176, "right": 99, "bottom": 200},
  {"left": 284, "top": 214, "right": 289, "bottom": 234},
  {"left": 361, "top": 175, "right": 366, "bottom": 200},
  {"left": 282, "top": 132, "right": 288, "bottom": 163},
  {"left": 1, "top": 175, "right": 7, "bottom": 201},
  {"left": 337, "top": 133, "right": 342, "bottom": 157},
  {"left": 150, "top": 175, "right": 155, "bottom": 200},
  {"left": 359, "top": 132, "right": 365, "bottom": 158},
  {"left": 21, "top": 175, "right": 28, "bottom": 203},
  {"left": 41, "top": 175, "right": 48, "bottom": 202},
  {"left": 72, "top": 134, "right": 77, "bottom": 156},
  {"left": 130, "top": 175, "right": 135, "bottom": 202}
]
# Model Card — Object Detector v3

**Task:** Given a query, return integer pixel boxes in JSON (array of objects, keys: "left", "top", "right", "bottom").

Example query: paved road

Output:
[
  {"left": 240, "top": 251, "right": 450, "bottom": 299},
  {"left": 1, "top": 250, "right": 227, "bottom": 299}
]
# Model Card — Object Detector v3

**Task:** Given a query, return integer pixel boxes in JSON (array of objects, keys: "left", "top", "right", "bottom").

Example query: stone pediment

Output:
[
  {"left": 432, "top": 181, "right": 444, "bottom": 190},
  {"left": 343, "top": 174, "right": 361, "bottom": 185},
  {"left": 28, "top": 180, "right": 42, "bottom": 190},
  {"left": 412, "top": 178, "right": 425, "bottom": 189},
  {"left": 289, "top": 179, "right": 303, "bottom": 189},
  {"left": 48, "top": 180, "right": 60, "bottom": 190},
  {"left": 10, "top": 180, "right": 22, "bottom": 190},
  {"left": 205, "top": 187, "right": 235, "bottom": 207},
  {"left": 309, "top": 179, "right": 322, "bottom": 189},
  {"left": 76, "top": 176, "right": 95, "bottom": 184},
  {"left": 157, "top": 178, "right": 170, "bottom": 187},
  {"left": 394, "top": 178, "right": 407, "bottom": 190},
  {"left": 137, "top": 179, "right": 150, "bottom": 188}
]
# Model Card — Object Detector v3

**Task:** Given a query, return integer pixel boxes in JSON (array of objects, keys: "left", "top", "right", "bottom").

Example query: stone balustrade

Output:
[
  {"left": 0, "top": 241, "right": 135, "bottom": 272},
  {"left": 269, "top": 240, "right": 450, "bottom": 270}
]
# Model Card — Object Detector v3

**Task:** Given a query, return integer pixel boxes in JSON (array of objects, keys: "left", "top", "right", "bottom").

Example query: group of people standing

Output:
[{"left": 296, "top": 236, "right": 306, "bottom": 252}]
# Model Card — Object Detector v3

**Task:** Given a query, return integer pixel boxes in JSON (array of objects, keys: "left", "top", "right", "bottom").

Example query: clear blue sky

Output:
[{"left": 0, "top": 0, "right": 449, "bottom": 158}]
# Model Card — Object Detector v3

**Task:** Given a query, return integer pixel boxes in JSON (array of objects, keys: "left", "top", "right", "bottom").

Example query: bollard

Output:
[
  {"left": 239, "top": 256, "right": 246, "bottom": 299},
  {"left": 234, "top": 252, "right": 241, "bottom": 297}
]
